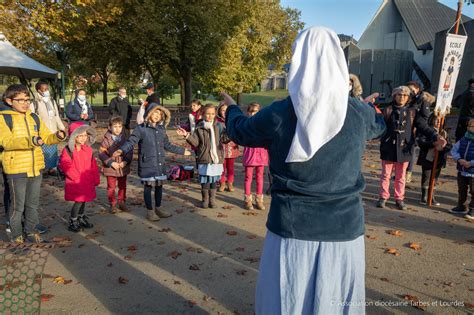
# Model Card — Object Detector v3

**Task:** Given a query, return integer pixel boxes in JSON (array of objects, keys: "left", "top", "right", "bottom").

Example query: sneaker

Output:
[
  {"left": 12, "top": 235, "right": 24, "bottom": 244},
  {"left": 35, "top": 224, "right": 48, "bottom": 234},
  {"left": 395, "top": 200, "right": 407, "bottom": 210},
  {"left": 449, "top": 206, "right": 468, "bottom": 214},
  {"left": 26, "top": 233, "right": 49, "bottom": 244},
  {"left": 78, "top": 215, "right": 94, "bottom": 229},
  {"left": 68, "top": 218, "right": 83, "bottom": 233},
  {"left": 465, "top": 210, "right": 474, "bottom": 220},
  {"left": 376, "top": 198, "right": 387, "bottom": 208}
]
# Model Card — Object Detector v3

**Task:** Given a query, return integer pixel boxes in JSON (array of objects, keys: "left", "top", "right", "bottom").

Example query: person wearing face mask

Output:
[
  {"left": 108, "top": 87, "right": 132, "bottom": 131},
  {"left": 454, "top": 78, "right": 474, "bottom": 142},
  {"left": 31, "top": 81, "right": 66, "bottom": 176},
  {"left": 66, "top": 89, "right": 94, "bottom": 124}
]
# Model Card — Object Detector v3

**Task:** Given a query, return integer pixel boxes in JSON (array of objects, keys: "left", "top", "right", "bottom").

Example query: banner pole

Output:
[{"left": 427, "top": 0, "right": 463, "bottom": 206}]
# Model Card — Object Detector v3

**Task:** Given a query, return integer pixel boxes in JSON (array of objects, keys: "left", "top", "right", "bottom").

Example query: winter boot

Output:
[
  {"left": 78, "top": 215, "right": 94, "bottom": 229},
  {"left": 376, "top": 198, "right": 387, "bottom": 209},
  {"left": 209, "top": 189, "right": 217, "bottom": 208},
  {"left": 118, "top": 201, "right": 130, "bottom": 212},
  {"left": 227, "top": 182, "right": 235, "bottom": 192},
  {"left": 201, "top": 189, "right": 209, "bottom": 209},
  {"left": 147, "top": 210, "right": 160, "bottom": 221},
  {"left": 395, "top": 200, "right": 407, "bottom": 210},
  {"left": 255, "top": 194, "right": 266, "bottom": 211},
  {"left": 244, "top": 195, "right": 254, "bottom": 210},
  {"left": 419, "top": 187, "right": 428, "bottom": 205},
  {"left": 68, "top": 218, "right": 83, "bottom": 233},
  {"left": 155, "top": 207, "right": 172, "bottom": 218}
]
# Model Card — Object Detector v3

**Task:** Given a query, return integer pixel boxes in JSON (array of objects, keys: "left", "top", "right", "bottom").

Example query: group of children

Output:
[{"left": 0, "top": 84, "right": 270, "bottom": 244}]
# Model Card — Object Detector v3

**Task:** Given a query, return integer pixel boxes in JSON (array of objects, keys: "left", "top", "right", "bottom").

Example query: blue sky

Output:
[{"left": 280, "top": 0, "right": 474, "bottom": 40}]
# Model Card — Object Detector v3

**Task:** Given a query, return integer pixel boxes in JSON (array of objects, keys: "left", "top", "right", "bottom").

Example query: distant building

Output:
[
  {"left": 357, "top": 0, "right": 471, "bottom": 90},
  {"left": 338, "top": 34, "right": 358, "bottom": 50}
]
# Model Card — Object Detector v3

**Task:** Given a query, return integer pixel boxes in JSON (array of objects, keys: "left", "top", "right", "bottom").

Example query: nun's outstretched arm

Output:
[{"left": 225, "top": 104, "right": 280, "bottom": 148}]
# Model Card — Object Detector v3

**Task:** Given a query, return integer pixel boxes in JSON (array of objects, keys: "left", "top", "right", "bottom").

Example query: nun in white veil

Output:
[{"left": 223, "top": 26, "right": 386, "bottom": 315}]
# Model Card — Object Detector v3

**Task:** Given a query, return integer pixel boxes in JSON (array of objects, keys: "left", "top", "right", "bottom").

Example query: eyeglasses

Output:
[{"left": 12, "top": 98, "right": 31, "bottom": 104}]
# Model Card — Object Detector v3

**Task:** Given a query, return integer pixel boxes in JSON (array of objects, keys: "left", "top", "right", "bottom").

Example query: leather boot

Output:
[
  {"left": 420, "top": 187, "right": 428, "bottom": 205},
  {"left": 209, "top": 189, "right": 217, "bottom": 208},
  {"left": 244, "top": 195, "right": 254, "bottom": 210},
  {"left": 146, "top": 210, "right": 160, "bottom": 222},
  {"left": 201, "top": 189, "right": 209, "bottom": 209},
  {"left": 155, "top": 207, "right": 172, "bottom": 218},
  {"left": 227, "top": 182, "right": 234, "bottom": 192},
  {"left": 218, "top": 183, "right": 226, "bottom": 192},
  {"left": 255, "top": 194, "right": 265, "bottom": 210}
]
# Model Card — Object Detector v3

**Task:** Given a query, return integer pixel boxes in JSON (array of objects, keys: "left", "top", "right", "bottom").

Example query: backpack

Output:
[
  {"left": 0, "top": 112, "right": 41, "bottom": 153},
  {"left": 167, "top": 165, "right": 194, "bottom": 181},
  {"left": 56, "top": 146, "right": 73, "bottom": 181}
]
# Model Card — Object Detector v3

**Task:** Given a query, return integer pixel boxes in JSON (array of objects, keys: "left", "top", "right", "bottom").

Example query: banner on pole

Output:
[{"left": 435, "top": 33, "right": 467, "bottom": 116}]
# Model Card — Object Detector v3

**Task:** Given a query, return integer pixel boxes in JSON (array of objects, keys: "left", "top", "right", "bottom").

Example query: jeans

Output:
[
  {"left": 379, "top": 160, "right": 409, "bottom": 201},
  {"left": 106, "top": 176, "right": 127, "bottom": 206},
  {"left": 8, "top": 175, "right": 42, "bottom": 239}
]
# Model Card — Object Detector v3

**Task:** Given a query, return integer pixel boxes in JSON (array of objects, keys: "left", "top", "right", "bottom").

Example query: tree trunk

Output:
[
  {"left": 103, "top": 78, "right": 108, "bottom": 105},
  {"left": 183, "top": 70, "right": 193, "bottom": 108},
  {"left": 179, "top": 77, "right": 185, "bottom": 108},
  {"left": 237, "top": 93, "right": 242, "bottom": 106}
]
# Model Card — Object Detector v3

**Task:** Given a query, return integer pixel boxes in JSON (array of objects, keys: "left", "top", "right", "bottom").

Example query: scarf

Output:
[
  {"left": 204, "top": 121, "right": 219, "bottom": 164},
  {"left": 43, "top": 97, "right": 55, "bottom": 117},
  {"left": 286, "top": 27, "right": 349, "bottom": 163},
  {"left": 465, "top": 131, "right": 474, "bottom": 141},
  {"left": 77, "top": 98, "right": 88, "bottom": 115}
]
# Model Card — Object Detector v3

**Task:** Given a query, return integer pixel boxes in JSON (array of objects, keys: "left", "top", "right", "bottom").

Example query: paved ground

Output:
[{"left": 0, "top": 127, "right": 473, "bottom": 315}]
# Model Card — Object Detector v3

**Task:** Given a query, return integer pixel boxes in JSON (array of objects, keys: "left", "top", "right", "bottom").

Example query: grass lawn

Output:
[{"left": 66, "top": 89, "right": 289, "bottom": 108}]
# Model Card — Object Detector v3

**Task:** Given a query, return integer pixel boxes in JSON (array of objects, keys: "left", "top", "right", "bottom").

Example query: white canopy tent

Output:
[{"left": 0, "top": 32, "right": 58, "bottom": 79}]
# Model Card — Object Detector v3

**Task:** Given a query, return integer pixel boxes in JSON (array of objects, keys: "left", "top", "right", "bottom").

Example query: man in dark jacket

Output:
[
  {"left": 454, "top": 78, "right": 474, "bottom": 141},
  {"left": 144, "top": 83, "right": 160, "bottom": 106},
  {"left": 109, "top": 87, "right": 132, "bottom": 130}
]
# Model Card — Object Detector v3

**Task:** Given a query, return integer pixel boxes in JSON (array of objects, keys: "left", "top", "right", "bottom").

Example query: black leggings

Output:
[
  {"left": 144, "top": 185, "right": 163, "bottom": 210},
  {"left": 421, "top": 167, "right": 441, "bottom": 188},
  {"left": 71, "top": 202, "right": 85, "bottom": 218},
  {"left": 201, "top": 183, "right": 217, "bottom": 190}
]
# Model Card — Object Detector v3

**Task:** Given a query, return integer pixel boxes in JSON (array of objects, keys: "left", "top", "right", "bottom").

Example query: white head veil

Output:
[{"left": 286, "top": 26, "right": 349, "bottom": 163}]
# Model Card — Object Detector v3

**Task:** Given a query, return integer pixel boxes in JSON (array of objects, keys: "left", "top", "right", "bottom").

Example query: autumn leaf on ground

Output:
[
  {"left": 246, "top": 235, "right": 257, "bottom": 239},
  {"left": 189, "top": 264, "right": 200, "bottom": 271},
  {"left": 244, "top": 257, "right": 260, "bottom": 263},
  {"left": 222, "top": 205, "right": 234, "bottom": 210},
  {"left": 187, "top": 300, "right": 197, "bottom": 308},
  {"left": 159, "top": 228, "right": 172, "bottom": 233},
  {"left": 404, "top": 294, "right": 426, "bottom": 311},
  {"left": 53, "top": 276, "right": 66, "bottom": 284},
  {"left": 443, "top": 281, "right": 455, "bottom": 287},
  {"left": 217, "top": 212, "right": 228, "bottom": 218},
  {"left": 168, "top": 251, "right": 182, "bottom": 259},
  {"left": 380, "top": 278, "right": 390, "bottom": 282},
  {"left": 408, "top": 242, "right": 422, "bottom": 251},
  {"left": 203, "top": 295, "right": 211, "bottom": 302},
  {"left": 235, "top": 269, "right": 247, "bottom": 276},
  {"left": 107, "top": 263, "right": 113, "bottom": 267},
  {"left": 51, "top": 236, "right": 72, "bottom": 247},
  {"left": 175, "top": 209, "right": 184, "bottom": 214},
  {"left": 226, "top": 231, "right": 237, "bottom": 236},
  {"left": 387, "top": 230, "right": 403, "bottom": 237},
  {"left": 127, "top": 245, "right": 137, "bottom": 252},
  {"left": 465, "top": 302, "right": 474, "bottom": 310},
  {"left": 366, "top": 235, "right": 377, "bottom": 240},
  {"left": 242, "top": 211, "right": 258, "bottom": 216},
  {"left": 41, "top": 294, "right": 54, "bottom": 302},
  {"left": 385, "top": 248, "right": 400, "bottom": 256},
  {"left": 235, "top": 247, "right": 245, "bottom": 252},
  {"left": 124, "top": 255, "right": 132, "bottom": 260},
  {"left": 174, "top": 280, "right": 181, "bottom": 285},
  {"left": 118, "top": 277, "right": 129, "bottom": 284}
]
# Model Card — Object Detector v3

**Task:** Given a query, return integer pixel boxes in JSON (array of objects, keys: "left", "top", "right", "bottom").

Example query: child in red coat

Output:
[{"left": 59, "top": 121, "right": 100, "bottom": 232}]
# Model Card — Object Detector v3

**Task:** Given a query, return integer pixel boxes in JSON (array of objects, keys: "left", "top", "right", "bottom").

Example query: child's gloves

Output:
[{"left": 32, "top": 136, "right": 44, "bottom": 146}]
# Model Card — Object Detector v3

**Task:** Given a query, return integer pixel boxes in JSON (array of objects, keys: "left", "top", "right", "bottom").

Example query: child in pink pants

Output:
[{"left": 243, "top": 103, "right": 269, "bottom": 210}]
